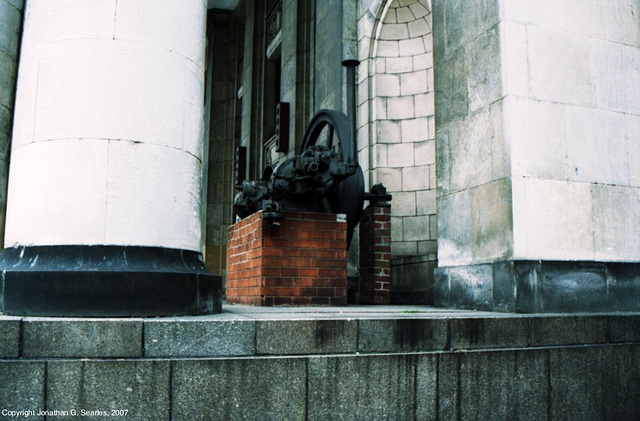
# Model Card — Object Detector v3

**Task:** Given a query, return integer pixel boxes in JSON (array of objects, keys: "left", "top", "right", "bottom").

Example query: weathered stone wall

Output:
[
  {"left": 205, "top": 12, "right": 242, "bottom": 275},
  {"left": 357, "top": 0, "right": 437, "bottom": 303},
  {"left": 314, "top": 0, "right": 344, "bottom": 111},
  {"left": 1, "top": 311, "right": 639, "bottom": 419},
  {"left": 433, "top": 0, "right": 509, "bottom": 267},
  {"left": 0, "top": 0, "right": 23, "bottom": 248},
  {"left": 504, "top": 0, "right": 640, "bottom": 262},
  {"left": 434, "top": 0, "right": 640, "bottom": 267},
  {"left": 433, "top": 0, "right": 640, "bottom": 312}
]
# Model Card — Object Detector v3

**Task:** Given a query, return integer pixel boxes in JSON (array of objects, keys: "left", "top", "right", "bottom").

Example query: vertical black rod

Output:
[{"left": 342, "top": 59, "right": 360, "bottom": 166}]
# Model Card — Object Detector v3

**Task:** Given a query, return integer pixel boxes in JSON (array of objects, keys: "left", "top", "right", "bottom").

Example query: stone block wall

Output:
[
  {"left": 226, "top": 211, "right": 348, "bottom": 305},
  {"left": 434, "top": 0, "right": 640, "bottom": 266},
  {"left": 502, "top": 0, "right": 640, "bottom": 262},
  {"left": 432, "top": 0, "right": 508, "bottom": 267},
  {"left": 204, "top": 12, "right": 241, "bottom": 276},
  {"left": 357, "top": 0, "right": 437, "bottom": 303},
  {"left": 0, "top": 0, "right": 23, "bottom": 248},
  {"left": 1, "top": 311, "right": 639, "bottom": 419}
]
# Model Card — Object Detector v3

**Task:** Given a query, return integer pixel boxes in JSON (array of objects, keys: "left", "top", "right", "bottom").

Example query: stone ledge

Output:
[
  {"left": 1, "top": 346, "right": 640, "bottom": 420},
  {"left": 1, "top": 305, "right": 640, "bottom": 359}
]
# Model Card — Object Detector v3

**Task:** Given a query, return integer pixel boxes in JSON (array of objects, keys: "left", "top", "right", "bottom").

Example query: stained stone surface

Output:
[
  {"left": 529, "top": 316, "right": 607, "bottom": 346},
  {"left": 22, "top": 318, "right": 143, "bottom": 358},
  {"left": 256, "top": 319, "right": 357, "bottom": 355},
  {"left": 438, "top": 350, "right": 548, "bottom": 421},
  {"left": 307, "top": 354, "right": 419, "bottom": 421},
  {"left": 433, "top": 0, "right": 640, "bottom": 315},
  {"left": 0, "top": 361, "right": 45, "bottom": 413},
  {"left": 0, "top": 315, "right": 19, "bottom": 357},
  {"left": 549, "top": 345, "right": 640, "bottom": 420},
  {"left": 449, "top": 317, "right": 529, "bottom": 350},
  {"left": 358, "top": 318, "right": 447, "bottom": 352},
  {"left": 46, "top": 360, "right": 170, "bottom": 421},
  {"left": 0, "top": 306, "right": 640, "bottom": 418},
  {"left": 144, "top": 317, "right": 255, "bottom": 357},
  {"left": 172, "top": 358, "right": 306, "bottom": 421}
]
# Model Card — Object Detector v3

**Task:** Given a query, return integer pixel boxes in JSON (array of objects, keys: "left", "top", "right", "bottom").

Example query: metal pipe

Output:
[{"left": 342, "top": 59, "right": 360, "bottom": 166}]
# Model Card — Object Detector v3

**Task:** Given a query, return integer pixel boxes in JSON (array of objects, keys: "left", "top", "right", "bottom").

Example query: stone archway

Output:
[{"left": 358, "top": 0, "right": 436, "bottom": 303}]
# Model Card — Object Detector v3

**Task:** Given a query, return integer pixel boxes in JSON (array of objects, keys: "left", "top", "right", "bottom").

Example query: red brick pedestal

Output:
[
  {"left": 226, "top": 211, "right": 347, "bottom": 306},
  {"left": 359, "top": 205, "right": 392, "bottom": 304}
]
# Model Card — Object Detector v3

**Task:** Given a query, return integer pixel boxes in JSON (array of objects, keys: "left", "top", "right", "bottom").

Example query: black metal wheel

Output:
[
  {"left": 300, "top": 109, "right": 352, "bottom": 163},
  {"left": 301, "top": 109, "right": 365, "bottom": 246}
]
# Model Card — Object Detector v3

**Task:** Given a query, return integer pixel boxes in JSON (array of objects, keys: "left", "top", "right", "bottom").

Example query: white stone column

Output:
[
  {"left": 433, "top": 0, "right": 640, "bottom": 312},
  {"left": 0, "top": 0, "right": 220, "bottom": 316}
]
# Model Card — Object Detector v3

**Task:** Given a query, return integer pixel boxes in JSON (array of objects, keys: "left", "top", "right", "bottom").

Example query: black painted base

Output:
[
  {"left": 435, "top": 260, "right": 640, "bottom": 313},
  {"left": 0, "top": 246, "right": 222, "bottom": 317}
]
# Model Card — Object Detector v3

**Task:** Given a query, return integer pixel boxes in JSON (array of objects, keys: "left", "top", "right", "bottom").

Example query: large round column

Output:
[{"left": 0, "top": 0, "right": 220, "bottom": 316}]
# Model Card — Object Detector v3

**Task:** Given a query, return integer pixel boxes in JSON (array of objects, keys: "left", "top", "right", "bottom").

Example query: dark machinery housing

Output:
[{"left": 233, "top": 60, "right": 390, "bottom": 246}]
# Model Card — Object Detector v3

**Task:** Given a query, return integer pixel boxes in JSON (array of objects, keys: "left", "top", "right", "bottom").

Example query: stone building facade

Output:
[
  {"left": 0, "top": 0, "right": 639, "bottom": 311},
  {"left": 200, "top": 0, "right": 640, "bottom": 310},
  {"left": 1, "top": 1, "right": 640, "bottom": 418},
  {"left": 203, "top": 0, "right": 440, "bottom": 303}
]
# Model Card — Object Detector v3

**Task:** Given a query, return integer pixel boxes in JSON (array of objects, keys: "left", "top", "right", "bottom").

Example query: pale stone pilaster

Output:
[{"left": 434, "top": 0, "right": 640, "bottom": 312}]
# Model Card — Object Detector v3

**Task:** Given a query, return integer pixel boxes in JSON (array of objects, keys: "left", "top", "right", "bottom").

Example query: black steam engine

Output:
[{"left": 233, "top": 60, "right": 390, "bottom": 246}]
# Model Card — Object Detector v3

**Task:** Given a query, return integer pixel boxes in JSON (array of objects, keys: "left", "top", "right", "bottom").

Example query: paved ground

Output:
[
  {"left": 220, "top": 302, "right": 640, "bottom": 319},
  {"left": 222, "top": 302, "right": 513, "bottom": 319}
]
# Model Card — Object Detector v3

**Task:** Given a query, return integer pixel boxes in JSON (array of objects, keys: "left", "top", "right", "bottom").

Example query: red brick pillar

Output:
[
  {"left": 359, "top": 205, "right": 392, "bottom": 304},
  {"left": 226, "top": 211, "right": 348, "bottom": 306}
]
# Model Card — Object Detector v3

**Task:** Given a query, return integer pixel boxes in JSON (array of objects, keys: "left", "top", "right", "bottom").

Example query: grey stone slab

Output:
[
  {"left": 433, "top": 268, "right": 451, "bottom": 307},
  {"left": 607, "top": 315, "right": 640, "bottom": 343},
  {"left": 450, "top": 317, "right": 529, "bottom": 350},
  {"left": 22, "top": 318, "right": 143, "bottom": 358},
  {"left": 434, "top": 49, "right": 468, "bottom": 127},
  {"left": 440, "top": 0, "right": 501, "bottom": 58},
  {"left": 0, "top": 100, "right": 12, "bottom": 144},
  {"left": 0, "top": 50, "right": 18, "bottom": 109},
  {"left": 0, "top": 361, "right": 45, "bottom": 415},
  {"left": 415, "top": 354, "right": 438, "bottom": 421},
  {"left": 549, "top": 345, "right": 640, "bottom": 420},
  {"left": 172, "top": 358, "right": 306, "bottom": 421},
  {"left": 448, "top": 106, "right": 496, "bottom": 192},
  {"left": 514, "top": 261, "right": 544, "bottom": 313},
  {"left": 601, "top": 345, "right": 640, "bottom": 420},
  {"left": 256, "top": 319, "right": 357, "bottom": 355},
  {"left": 466, "top": 25, "right": 503, "bottom": 113},
  {"left": 607, "top": 263, "right": 640, "bottom": 311},
  {"left": 431, "top": 0, "right": 446, "bottom": 62},
  {"left": 460, "top": 350, "right": 548, "bottom": 421},
  {"left": 438, "top": 349, "right": 548, "bottom": 421},
  {"left": 0, "top": 0, "right": 22, "bottom": 56},
  {"left": 308, "top": 354, "right": 418, "bottom": 421},
  {"left": 529, "top": 316, "right": 607, "bottom": 346},
  {"left": 470, "top": 180, "right": 513, "bottom": 266},
  {"left": 436, "top": 353, "right": 459, "bottom": 421},
  {"left": 540, "top": 261, "right": 608, "bottom": 312},
  {"left": 46, "top": 360, "right": 170, "bottom": 421},
  {"left": 0, "top": 316, "right": 20, "bottom": 357},
  {"left": 448, "top": 264, "right": 494, "bottom": 310},
  {"left": 492, "top": 261, "right": 517, "bottom": 312},
  {"left": 358, "top": 318, "right": 447, "bottom": 352},
  {"left": 5, "top": 0, "right": 24, "bottom": 12},
  {"left": 144, "top": 318, "right": 255, "bottom": 357}
]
